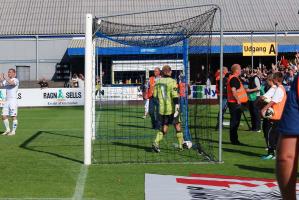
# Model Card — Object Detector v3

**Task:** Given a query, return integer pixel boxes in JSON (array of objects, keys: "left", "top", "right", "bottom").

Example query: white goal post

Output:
[
  {"left": 84, "top": 4, "right": 224, "bottom": 165},
  {"left": 84, "top": 14, "right": 93, "bottom": 165}
]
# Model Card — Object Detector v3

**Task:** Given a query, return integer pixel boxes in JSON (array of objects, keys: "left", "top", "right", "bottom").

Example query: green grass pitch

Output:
[
  {"left": 0, "top": 106, "right": 279, "bottom": 199},
  {"left": 93, "top": 103, "right": 214, "bottom": 164}
]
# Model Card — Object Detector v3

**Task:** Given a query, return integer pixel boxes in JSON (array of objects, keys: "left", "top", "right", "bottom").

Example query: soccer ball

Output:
[
  {"left": 262, "top": 107, "right": 274, "bottom": 119},
  {"left": 264, "top": 97, "right": 271, "bottom": 103},
  {"left": 183, "top": 141, "right": 193, "bottom": 149}
]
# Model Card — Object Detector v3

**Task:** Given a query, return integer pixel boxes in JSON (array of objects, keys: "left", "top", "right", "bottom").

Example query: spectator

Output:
[
  {"left": 147, "top": 67, "right": 161, "bottom": 129},
  {"left": 246, "top": 70, "right": 261, "bottom": 132},
  {"left": 195, "top": 72, "right": 205, "bottom": 85},
  {"left": 71, "top": 74, "right": 79, "bottom": 88},
  {"left": 295, "top": 51, "right": 299, "bottom": 70},
  {"left": 260, "top": 72, "right": 287, "bottom": 160},
  {"left": 283, "top": 68, "right": 295, "bottom": 92},
  {"left": 140, "top": 78, "right": 149, "bottom": 119},
  {"left": 78, "top": 73, "right": 85, "bottom": 89},
  {"left": 280, "top": 55, "right": 289, "bottom": 68},
  {"left": 259, "top": 74, "right": 276, "bottom": 152},
  {"left": 215, "top": 66, "right": 229, "bottom": 130},
  {"left": 64, "top": 80, "right": 70, "bottom": 88},
  {"left": 38, "top": 78, "right": 49, "bottom": 89}
]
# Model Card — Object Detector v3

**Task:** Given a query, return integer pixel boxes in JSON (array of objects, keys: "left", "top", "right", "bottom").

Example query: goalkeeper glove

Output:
[{"left": 174, "top": 104, "right": 180, "bottom": 118}]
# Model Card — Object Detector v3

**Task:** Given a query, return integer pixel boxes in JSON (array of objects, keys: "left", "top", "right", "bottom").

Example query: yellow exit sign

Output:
[{"left": 243, "top": 42, "right": 277, "bottom": 56}]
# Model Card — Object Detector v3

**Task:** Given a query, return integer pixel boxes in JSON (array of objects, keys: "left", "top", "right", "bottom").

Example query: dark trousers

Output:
[
  {"left": 263, "top": 119, "right": 279, "bottom": 155},
  {"left": 228, "top": 102, "right": 242, "bottom": 144},
  {"left": 149, "top": 97, "right": 160, "bottom": 129},
  {"left": 262, "top": 118, "right": 271, "bottom": 148},
  {"left": 216, "top": 97, "right": 228, "bottom": 128},
  {"left": 248, "top": 99, "right": 261, "bottom": 130}
]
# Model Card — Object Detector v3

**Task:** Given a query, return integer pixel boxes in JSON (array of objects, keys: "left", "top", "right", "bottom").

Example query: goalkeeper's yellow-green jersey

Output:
[{"left": 154, "top": 77, "right": 178, "bottom": 115}]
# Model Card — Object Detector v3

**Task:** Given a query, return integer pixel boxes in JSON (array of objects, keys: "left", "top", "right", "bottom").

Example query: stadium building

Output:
[{"left": 0, "top": 0, "right": 298, "bottom": 84}]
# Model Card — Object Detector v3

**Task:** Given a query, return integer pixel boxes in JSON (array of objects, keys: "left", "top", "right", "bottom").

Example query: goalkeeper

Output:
[{"left": 152, "top": 65, "right": 183, "bottom": 153}]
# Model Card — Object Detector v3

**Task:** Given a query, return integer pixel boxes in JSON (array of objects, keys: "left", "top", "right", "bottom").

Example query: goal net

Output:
[{"left": 88, "top": 5, "right": 221, "bottom": 164}]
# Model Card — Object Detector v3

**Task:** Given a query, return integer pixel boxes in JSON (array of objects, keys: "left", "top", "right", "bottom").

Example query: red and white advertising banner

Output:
[{"left": 145, "top": 173, "right": 299, "bottom": 200}]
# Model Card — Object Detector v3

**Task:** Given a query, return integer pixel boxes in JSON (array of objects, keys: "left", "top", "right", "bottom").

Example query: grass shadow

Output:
[
  {"left": 19, "top": 130, "right": 83, "bottom": 164},
  {"left": 203, "top": 138, "right": 265, "bottom": 149},
  {"left": 235, "top": 164, "right": 275, "bottom": 174},
  {"left": 223, "top": 147, "right": 262, "bottom": 157}
]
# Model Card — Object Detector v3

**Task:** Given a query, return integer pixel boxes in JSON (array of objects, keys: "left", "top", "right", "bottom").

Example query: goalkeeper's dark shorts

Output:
[{"left": 159, "top": 114, "right": 181, "bottom": 126}]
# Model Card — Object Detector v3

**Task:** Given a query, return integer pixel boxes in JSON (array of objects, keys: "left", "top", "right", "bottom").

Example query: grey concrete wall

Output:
[{"left": 0, "top": 38, "right": 72, "bottom": 80}]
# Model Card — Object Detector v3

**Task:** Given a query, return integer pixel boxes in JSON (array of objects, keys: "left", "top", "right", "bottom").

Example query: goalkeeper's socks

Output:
[
  {"left": 3, "top": 119, "right": 10, "bottom": 132},
  {"left": 176, "top": 132, "right": 184, "bottom": 149},
  {"left": 12, "top": 120, "right": 18, "bottom": 132},
  {"left": 154, "top": 131, "right": 164, "bottom": 145}
]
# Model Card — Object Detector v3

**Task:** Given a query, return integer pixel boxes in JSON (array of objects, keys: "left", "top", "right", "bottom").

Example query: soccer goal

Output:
[{"left": 84, "top": 4, "right": 224, "bottom": 165}]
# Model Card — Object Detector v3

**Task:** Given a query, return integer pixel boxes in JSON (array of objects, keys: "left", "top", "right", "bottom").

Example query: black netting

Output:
[
  {"left": 94, "top": 7, "right": 216, "bottom": 47},
  {"left": 92, "top": 5, "right": 218, "bottom": 164}
]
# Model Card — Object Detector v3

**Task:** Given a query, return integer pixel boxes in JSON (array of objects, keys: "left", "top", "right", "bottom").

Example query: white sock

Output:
[
  {"left": 3, "top": 119, "right": 10, "bottom": 131},
  {"left": 12, "top": 120, "right": 17, "bottom": 132}
]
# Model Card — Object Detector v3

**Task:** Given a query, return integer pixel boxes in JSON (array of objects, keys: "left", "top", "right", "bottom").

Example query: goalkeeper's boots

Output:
[
  {"left": 2, "top": 129, "right": 10, "bottom": 136},
  {"left": 152, "top": 143, "right": 160, "bottom": 153}
]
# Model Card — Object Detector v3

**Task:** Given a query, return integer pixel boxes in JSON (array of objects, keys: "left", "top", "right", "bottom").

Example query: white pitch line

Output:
[{"left": 72, "top": 165, "right": 89, "bottom": 200}]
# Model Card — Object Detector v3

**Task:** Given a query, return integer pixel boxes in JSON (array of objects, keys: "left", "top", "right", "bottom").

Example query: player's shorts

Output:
[
  {"left": 2, "top": 100, "right": 18, "bottom": 116},
  {"left": 159, "top": 114, "right": 181, "bottom": 126}
]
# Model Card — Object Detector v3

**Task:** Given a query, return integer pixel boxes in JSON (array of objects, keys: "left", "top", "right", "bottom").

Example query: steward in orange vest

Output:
[
  {"left": 227, "top": 64, "right": 248, "bottom": 145},
  {"left": 227, "top": 74, "right": 248, "bottom": 104}
]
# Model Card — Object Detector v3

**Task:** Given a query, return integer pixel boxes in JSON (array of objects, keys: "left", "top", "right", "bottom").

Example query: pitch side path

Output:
[{"left": 0, "top": 107, "right": 283, "bottom": 199}]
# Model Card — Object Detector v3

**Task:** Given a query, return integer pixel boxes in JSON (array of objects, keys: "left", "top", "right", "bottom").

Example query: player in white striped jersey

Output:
[{"left": 0, "top": 69, "right": 19, "bottom": 136}]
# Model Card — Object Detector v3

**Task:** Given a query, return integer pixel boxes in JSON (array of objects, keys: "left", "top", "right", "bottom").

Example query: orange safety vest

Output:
[
  {"left": 227, "top": 74, "right": 248, "bottom": 103},
  {"left": 271, "top": 85, "right": 287, "bottom": 121},
  {"left": 179, "top": 82, "right": 191, "bottom": 97},
  {"left": 147, "top": 76, "right": 155, "bottom": 98}
]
